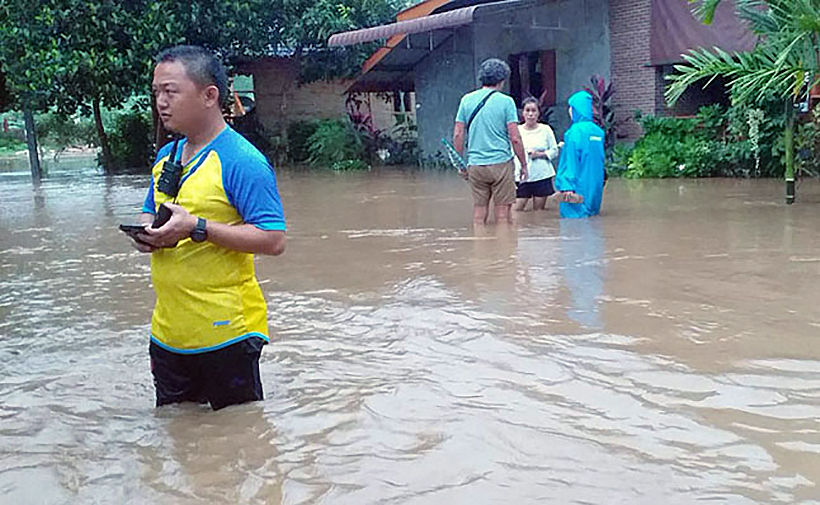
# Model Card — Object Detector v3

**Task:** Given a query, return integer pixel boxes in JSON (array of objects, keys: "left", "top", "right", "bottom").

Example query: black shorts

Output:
[
  {"left": 149, "top": 336, "right": 266, "bottom": 411},
  {"left": 516, "top": 177, "right": 555, "bottom": 199}
]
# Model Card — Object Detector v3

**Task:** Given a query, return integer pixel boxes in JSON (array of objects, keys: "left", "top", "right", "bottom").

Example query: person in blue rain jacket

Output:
[{"left": 554, "top": 91, "right": 605, "bottom": 218}]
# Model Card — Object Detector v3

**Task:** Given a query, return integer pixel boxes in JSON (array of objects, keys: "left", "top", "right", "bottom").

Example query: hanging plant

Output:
[{"left": 746, "top": 108, "right": 764, "bottom": 177}]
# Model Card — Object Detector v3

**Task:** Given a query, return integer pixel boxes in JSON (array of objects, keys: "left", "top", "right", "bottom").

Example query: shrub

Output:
[
  {"left": 287, "top": 120, "right": 320, "bottom": 163},
  {"left": 381, "top": 119, "right": 419, "bottom": 166},
  {"left": 606, "top": 142, "right": 633, "bottom": 177},
  {"left": 796, "top": 104, "right": 820, "bottom": 177},
  {"left": 0, "top": 130, "right": 25, "bottom": 153},
  {"left": 36, "top": 112, "right": 97, "bottom": 151},
  {"left": 307, "top": 119, "right": 368, "bottom": 170},
  {"left": 618, "top": 103, "right": 786, "bottom": 179},
  {"left": 106, "top": 109, "right": 154, "bottom": 171},
  {"left": 330, "top": 159, "right": 369, "bottom": 171}
]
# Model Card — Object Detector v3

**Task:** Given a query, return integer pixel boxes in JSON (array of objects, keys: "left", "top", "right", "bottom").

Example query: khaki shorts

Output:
[{"left": 468, "top": 160, "right": 516, "bottom": 207}]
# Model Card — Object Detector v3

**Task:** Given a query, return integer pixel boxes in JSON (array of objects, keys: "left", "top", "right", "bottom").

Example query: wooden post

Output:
[{"left": 23, "top": 104, "right": 42, "bottom": 184}]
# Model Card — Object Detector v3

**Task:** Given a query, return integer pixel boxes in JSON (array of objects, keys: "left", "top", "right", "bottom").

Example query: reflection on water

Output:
[
  {"left": 560, "top": 219, "right": 604, "bottom": 329},
  {"left": 1, "top": 165, "right": 819, "bottom": 504}
]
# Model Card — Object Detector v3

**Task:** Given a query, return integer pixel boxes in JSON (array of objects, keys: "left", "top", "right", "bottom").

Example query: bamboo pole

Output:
[{"left": 784, "top": 101, "right": 795, "bottom": 204}]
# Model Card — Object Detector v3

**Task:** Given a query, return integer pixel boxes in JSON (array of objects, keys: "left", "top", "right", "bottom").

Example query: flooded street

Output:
[{"left": 1, "top": 165, "right": 819, "bottom": 504}]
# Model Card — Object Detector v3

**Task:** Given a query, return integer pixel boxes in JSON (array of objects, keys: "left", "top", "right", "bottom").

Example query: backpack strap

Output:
[{"left": 465, "top": 90, "right": 498, "bottom": 133}]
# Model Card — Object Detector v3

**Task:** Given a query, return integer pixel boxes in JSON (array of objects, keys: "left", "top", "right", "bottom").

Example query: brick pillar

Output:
[{"left": 609, "top": 0, "right": 660, "bottom": 139}]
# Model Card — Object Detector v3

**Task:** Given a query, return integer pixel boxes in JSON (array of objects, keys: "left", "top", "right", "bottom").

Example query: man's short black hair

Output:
[{"left": 156, "top": 45, "right": 228, "bottom": 106}]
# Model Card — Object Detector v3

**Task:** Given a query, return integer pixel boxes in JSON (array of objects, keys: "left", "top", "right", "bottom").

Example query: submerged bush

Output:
[
  {"left": 106, "top": 109, "right": 153, "bottom": 171},
  {"left": 307, "top": 119, "right": 369, "bottom": 170},
  {"left": 287, "top": 120, "right": 320, "bottom": 163},
  {"left": 616, "top": 103, "right": 786, "bottom": 179}
]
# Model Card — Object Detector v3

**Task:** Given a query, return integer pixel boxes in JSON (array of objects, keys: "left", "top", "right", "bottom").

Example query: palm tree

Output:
[{"left": 666, "top": 0, "right": 820, "bottom": 203}]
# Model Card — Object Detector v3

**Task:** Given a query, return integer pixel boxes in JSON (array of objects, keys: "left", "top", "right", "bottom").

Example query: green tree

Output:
[
  {"left": 667, "top": 0, "right": 820, "bottom": 203},
  {"left": 275, "top": 0, "right": 405, "bottom": 83},
  {"left": 0, "top": 0, "right": 67, "bottom": 181},
  {"left": 0, "top": 0, "right": 402, "bottom": 178}
]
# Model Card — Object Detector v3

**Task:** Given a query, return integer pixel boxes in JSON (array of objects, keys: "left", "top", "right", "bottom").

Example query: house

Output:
[
  {"left": 233, "top": 56, "right": 411, "bottom": 136},
  {"left": 329, "top": 0, "right": 755, "bottom": 160}
]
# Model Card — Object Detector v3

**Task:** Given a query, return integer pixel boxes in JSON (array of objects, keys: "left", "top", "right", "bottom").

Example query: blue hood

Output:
[{"left": 568, "top": 91, "right": 594, "bottom": 124}]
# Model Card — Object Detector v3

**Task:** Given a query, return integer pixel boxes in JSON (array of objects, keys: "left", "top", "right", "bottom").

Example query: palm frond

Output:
[
  {"left": 735, "top": 0, "right": 777, "bottom": 34},
  {"left": 666, "top": 44, "right": 806, "bottom": 107},
  {"left": 688, "top": 0, "right": 723, "bottom": 24}
]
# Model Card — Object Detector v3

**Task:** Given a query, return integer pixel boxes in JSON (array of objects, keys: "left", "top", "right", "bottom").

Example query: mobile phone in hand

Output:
[{"left": 119, "top": 223, "right": 149, "bottom": 243}]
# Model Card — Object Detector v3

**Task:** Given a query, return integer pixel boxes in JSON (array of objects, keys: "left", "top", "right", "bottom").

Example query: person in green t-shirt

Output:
[{"left": 453, "top": 58, "right": 528, "bottom": 225}]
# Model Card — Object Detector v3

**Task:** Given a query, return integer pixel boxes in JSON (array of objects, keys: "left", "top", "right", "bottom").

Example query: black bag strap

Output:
[{"left": 466, "top": 90, "right": 498, "bottom": 133}]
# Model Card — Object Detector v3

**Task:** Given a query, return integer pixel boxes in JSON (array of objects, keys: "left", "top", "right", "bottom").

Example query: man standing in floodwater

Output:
[
  {"left": 554, "top": 90, "right": 605, "bottom": 218},
  {"left": 128, "top": 45, "right": 286, "bottom": 410},
  {"left": 453, "top": 58, "right": 528, "bottom": 224}
]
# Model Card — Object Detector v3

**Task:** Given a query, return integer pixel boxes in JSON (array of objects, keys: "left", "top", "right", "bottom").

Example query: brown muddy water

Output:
[{"left": 1, "top": 163, "right": 819, "bottom": 504}]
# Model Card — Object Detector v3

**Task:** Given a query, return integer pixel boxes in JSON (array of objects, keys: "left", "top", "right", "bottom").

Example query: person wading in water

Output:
[{"left": 128, "top": 45, "right": 287, "bottom": 410}]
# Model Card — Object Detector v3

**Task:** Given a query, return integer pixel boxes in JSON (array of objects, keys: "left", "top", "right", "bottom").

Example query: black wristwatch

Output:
[{"left": 190, "top": 216, "right": 208, "bottom": 243}]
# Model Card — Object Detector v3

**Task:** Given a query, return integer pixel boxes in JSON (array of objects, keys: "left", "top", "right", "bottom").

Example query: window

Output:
[
  {"left": 392, "top": 91, "right": 413, "bottom": 113},
  {"left": 392, "top": 91, "right": 414, "bottom": 124}
]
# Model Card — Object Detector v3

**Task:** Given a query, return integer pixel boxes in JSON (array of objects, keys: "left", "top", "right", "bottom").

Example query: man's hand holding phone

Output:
[{"left": 119, "top": 223, "right": 155, "bottom": 253}]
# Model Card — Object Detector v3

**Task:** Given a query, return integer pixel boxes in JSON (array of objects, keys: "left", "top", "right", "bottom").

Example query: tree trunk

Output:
[
  {"left": 784, "top": 102, "right": 795, "bottom": 205},
  {"left": 23, "top": 105, "right": 42, "bottom": 184},
  {"left": 92, "top": 97, "right": 113, "bottom": 173}
]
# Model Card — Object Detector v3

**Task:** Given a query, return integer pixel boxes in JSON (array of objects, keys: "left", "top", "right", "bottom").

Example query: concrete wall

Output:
[
  {"left": 413, "top": 0, "right": 611, "bottom": 159},
  {"left": 414, "top": 25, "right": 476, "bottom": 160},
  {"left": 249, "top": 58, "right": 398, "bottom": 134},
  {"left": 473, "top": 0, "right": 611, "bottom": 138}
]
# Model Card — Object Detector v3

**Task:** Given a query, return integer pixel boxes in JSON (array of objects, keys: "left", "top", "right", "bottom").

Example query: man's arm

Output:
[
  {"left": 453, "top": 121, "right": 466, "bottom": 157},
  {"left": 139, "top": 203, "right": 286, "bottom": 256},
  {"left": 507, "top": 123, "right": 528, "bottom": 181}
]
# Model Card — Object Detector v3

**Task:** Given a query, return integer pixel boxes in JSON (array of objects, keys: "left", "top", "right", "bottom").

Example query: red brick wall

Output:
[{"left": 609, "top": 0, "right": 659, "bottom": 139}]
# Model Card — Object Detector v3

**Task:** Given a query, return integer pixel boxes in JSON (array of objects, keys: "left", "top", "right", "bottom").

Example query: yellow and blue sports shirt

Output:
[{"left": 142, "top": 125, "right": 286, "bottom": 354}]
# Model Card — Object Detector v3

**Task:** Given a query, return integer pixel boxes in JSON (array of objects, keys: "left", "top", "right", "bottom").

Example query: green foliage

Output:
[
  {"left": 285, "top": 0, "right": 404, "bottom": 83},
  {"left": 0, "top": 0, "right": 403, "bottom": 175},
  {"left": 605, "top": 142, "right": 633, "bottom": 177},
  {"left": 795, "top": 104, "right": 820, "bottom": 177},
  {"left": 382, "top": 119, "right": 419, "bottom": 166},
  {"left": 329, "top": 159, "right": 369, "bottom": 171},
  {"left": 687, "top": 0, "right": 724, "bottom": 24},
  {"left": 617, "top": 103, "right": 785, "bottom": 179},
  {"left": 307, "top": 119, "right": 368, "bottom": 170},
  {"left": 35, "top": 111, "right": 97, "bottom": 149},
  {"left": 0, "top": 131, "right": 25, "bottom": 153},
  {"left": 671, "top": 0, "right": 820, "bottom": 187},
  {"left": 671, "top": 0, "right": 820, "bottom": 106},
  {"left": 105, "top": 108, "right": 154, "bottom": 170},
  {"left": 287, "top": 120, "right": 321, "bottom": 163}
]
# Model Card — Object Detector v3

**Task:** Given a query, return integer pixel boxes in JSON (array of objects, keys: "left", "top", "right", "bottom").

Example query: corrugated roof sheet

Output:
[{"left": 328, "top": 5, "right": 479, "bottom": 47}]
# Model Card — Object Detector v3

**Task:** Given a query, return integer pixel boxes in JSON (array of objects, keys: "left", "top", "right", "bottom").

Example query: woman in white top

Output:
[{"left": 513, "top": 97, "right": 562, "bottom": 211}]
